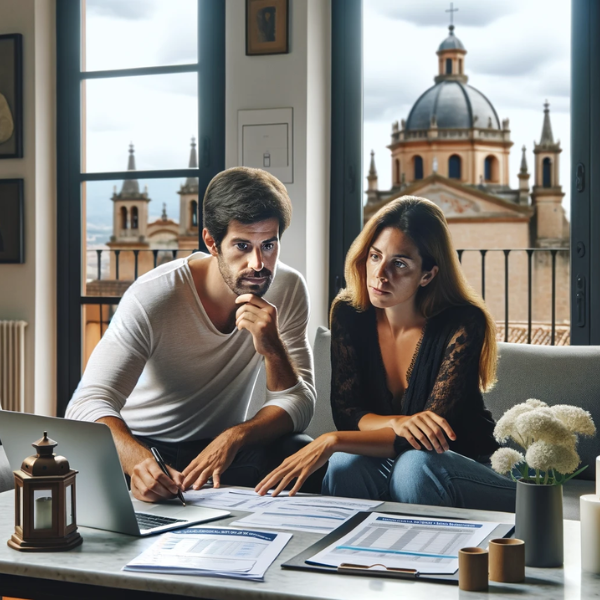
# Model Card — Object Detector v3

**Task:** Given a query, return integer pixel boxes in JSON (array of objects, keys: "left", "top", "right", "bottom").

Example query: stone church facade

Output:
[{"left": 364, "top": 25, "right": 569, "bottom": 340}]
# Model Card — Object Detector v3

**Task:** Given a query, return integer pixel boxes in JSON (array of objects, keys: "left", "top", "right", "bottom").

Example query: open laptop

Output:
[{"left": 0, "top": 411, "right": 229, "bottom": 536}]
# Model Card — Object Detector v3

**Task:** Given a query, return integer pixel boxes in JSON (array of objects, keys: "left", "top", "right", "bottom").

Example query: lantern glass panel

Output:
[
  {"left": 17, "top": 485, "right": 23, "bottom": 527},
  {"left": 33, "top": 488, "right": 53, "bottom": 530},
  {"left": 66, "top": 483, "right": 74, "bottom": 527}
]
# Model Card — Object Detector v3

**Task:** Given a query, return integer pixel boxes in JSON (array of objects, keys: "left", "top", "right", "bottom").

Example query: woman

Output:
[{"left": 255, "top": 196, "right": 515, "bottom": 512}]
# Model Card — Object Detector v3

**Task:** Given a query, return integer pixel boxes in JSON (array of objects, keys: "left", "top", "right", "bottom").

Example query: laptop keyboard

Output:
[{"left": 135, "top": 512, "right": 186, "bottom": 530}]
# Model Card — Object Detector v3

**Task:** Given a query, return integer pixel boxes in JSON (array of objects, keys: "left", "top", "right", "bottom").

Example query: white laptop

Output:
[{"left": 0, "top": 411, "right": 229, "bottom": 536}]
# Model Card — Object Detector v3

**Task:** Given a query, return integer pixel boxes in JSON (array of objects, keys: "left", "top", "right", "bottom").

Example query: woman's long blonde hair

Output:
[{"left": 334, "top": 195, "right": 497, "bottom": 391}]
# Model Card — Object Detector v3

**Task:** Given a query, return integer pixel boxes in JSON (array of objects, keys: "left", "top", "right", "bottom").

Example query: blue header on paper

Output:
[
  {"left": 375, "top": 517, "right": 481, "bottom": 529},
  {"left": 172, "top": 528, "right": 278, "bottom": 541}
]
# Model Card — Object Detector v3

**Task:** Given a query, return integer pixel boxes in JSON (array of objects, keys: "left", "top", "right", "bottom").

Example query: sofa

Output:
[{"left": 297, "top": 327, "right": 598, "bottom": 519}]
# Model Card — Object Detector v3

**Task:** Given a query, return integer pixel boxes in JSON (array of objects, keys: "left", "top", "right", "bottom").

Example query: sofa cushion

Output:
[{"left": 484, "top": 342, "right": 600, "bottom": 481}]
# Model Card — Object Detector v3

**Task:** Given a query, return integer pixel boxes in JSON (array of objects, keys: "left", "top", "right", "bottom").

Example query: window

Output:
[
  {"left": 414, "top": 155, "right": 424, "bottom": 180},
  {"left": 57, "top": 0, "right": 225, "bottom": 414},
  {"left": 191, "top": 200, "right": 198, "bottom": 227},
  {"left": 395, "top": 159, "right": 400, "bottom": 184},
  {"left": 131, "top": 206, "right": 139, "bottom": 230},
  {"left": 445, "top": 57, "right": 452, "bottom": 74},
  {"left": 484, "top": 155, "right": 498, "bottom": 183},
  {"left": 449, "top": 154, "right": 461, "bottom": 179},
  {"left": 458, "top": 58, "right": 463, "bottom": 74},
  {"left": 543, "top": 157, "right": 552, "bottom": 187}
]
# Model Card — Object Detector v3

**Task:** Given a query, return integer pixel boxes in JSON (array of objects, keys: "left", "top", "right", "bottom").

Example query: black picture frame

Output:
[
  {"left": 0, "top": 179, "right": 24, "bottom": 263},
  {"left": 246, "top": 0, "right": 289, "bottom": 56},
  {"left": 0, "top": 33, "right": 23, "bottom": 159}
]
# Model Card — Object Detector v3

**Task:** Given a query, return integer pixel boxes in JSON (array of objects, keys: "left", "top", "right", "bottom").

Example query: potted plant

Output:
[{"left": 490, "top": 399, "right": 596, "bottom": 567}]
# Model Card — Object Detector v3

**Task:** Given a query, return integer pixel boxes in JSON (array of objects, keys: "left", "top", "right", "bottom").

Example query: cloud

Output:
[
  {"left": 370, "top": 0, "right": 519, "bottom": 27},
  {"left": 469, "top": 45, "right": 562, "bottom": 77},
  {"left": 86, "top": 0, "right": 159, "bottom": 20}
]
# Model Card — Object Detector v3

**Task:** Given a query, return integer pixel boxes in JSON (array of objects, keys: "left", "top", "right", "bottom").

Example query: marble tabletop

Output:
[{"left": 0, "top": 489, "right": 597, "bottom": 600}]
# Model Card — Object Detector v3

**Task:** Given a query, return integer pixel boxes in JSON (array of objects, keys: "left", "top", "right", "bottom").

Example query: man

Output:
[{"left": 66, "top": 167, "right": 316, "bottom": 502}]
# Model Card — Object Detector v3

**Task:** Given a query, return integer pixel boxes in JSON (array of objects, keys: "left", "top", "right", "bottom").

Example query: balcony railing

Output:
[{"left": 83, "top": 247, "right": 570, "bottom": 348}]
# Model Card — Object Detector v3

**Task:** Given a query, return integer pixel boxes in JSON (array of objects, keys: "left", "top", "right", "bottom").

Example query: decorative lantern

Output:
[{"left": 8, "top": 431, "right": 82, "bottom": 552}]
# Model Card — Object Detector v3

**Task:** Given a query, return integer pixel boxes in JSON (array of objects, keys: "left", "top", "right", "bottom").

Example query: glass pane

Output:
[
  {"left": 363, "top": 1, "right": 571, "bottom": 343},
  {"left": 17, "top": 485, "right": 23, "bottom": 528},
  {"left": 33, "top": 489, "right": 53, "bottom": 530},
  {"left": 83, "top": 177, "right": 200, "bottom": 368},
  {"left": 83, "top": 73, "right": 198, "bottom": 172},
  {"left": 66, "top": 484, "right": 74, "bottom": 527},
  {"left": 83, "top": 0, "right": 198, "bottom": 72}
]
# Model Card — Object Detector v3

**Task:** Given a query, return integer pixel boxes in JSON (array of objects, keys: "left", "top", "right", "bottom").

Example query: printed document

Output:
[
  {"left": 184, "top": 488, "right": 382, "bottom": 533},
  {"left": 230, "top": 497, "right": 383, "bottom": 534},
  {"left": 124, "top": 527, "right": 291, "bottom": 581},
  {"left": 308, "top": 512, "right": 499, "bottom": 574}
]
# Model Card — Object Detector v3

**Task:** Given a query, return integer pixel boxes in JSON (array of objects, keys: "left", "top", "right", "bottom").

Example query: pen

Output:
[{"left": 150, "top": 447, "right": 186, "bottom": 506}]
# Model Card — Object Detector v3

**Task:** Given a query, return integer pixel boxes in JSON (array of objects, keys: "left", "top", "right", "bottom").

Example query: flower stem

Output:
[{"left": 535, "top": 469, "right": 540, "bottom": 485}]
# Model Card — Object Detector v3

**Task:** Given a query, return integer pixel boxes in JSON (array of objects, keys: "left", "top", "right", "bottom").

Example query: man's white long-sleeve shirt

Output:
[{"left": 65, "top": 254, "right": 316, "bottom": 442}]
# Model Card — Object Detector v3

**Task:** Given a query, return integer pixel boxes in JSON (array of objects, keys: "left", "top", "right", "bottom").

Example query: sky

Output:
[
  {"left": 83, "top": 0, "right": 572, "bottom": 255},
  {"left": 363, "top": 0, "right": 571, "bottom": 212}
]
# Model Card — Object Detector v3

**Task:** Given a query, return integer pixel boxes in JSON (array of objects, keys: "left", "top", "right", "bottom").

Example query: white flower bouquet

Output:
[{"left": 490, "top": 399, "right": 596, "bottom": 485}]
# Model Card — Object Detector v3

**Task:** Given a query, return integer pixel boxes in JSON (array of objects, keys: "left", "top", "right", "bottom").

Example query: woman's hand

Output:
[
  {"left": 391, "top": 411, "right": 456, "bottom": 453},
  {"left": 255, "top": 433, "right": 338, "bottom": 497}
]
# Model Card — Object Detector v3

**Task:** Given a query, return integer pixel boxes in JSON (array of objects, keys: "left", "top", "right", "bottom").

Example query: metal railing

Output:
[
  {"left": 456, "top": 248, "right": 569, "bottom": 345},
  {"left": 83, "top": 247, "right": 571, "bottom": 346}
]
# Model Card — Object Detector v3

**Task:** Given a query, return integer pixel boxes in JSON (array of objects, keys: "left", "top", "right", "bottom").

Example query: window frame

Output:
[
  {"left": 329, "top": 0, "right": 363, "bottom": 305},
  {"left": 56, "top": 0, "right": 225, "bottom": 415}
]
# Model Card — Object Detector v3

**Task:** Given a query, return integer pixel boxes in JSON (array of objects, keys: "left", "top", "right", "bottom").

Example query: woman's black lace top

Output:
[{"left": 330, "top": 300, "right": 499, "bottom": 459}]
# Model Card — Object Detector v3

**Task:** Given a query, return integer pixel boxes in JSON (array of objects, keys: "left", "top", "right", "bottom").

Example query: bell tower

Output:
[
  {"left": 178, "top": 138, "right": 199, "bottom": 238},
  {"left": 110, "top": 144, "right": 151, "bottom": 243},
  {"left": 531, "top": 102, "right": 566, "bottom": 246}
]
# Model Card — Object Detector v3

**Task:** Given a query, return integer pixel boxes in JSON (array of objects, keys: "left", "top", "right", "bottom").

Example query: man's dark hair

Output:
[{"left": 203, "top": 167, "right": 292, "bottom": 248}]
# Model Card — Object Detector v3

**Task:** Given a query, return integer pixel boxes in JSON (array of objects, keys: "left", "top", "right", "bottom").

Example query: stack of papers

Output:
[
  {"left": 124, "top": 527, "right": 291, "bottom": 581},
  {"left": 184, "top": 488, "right": 383, "bottom": 534},
  {"left": 307, "top": 512, "right": 499, "bottom": 575}
]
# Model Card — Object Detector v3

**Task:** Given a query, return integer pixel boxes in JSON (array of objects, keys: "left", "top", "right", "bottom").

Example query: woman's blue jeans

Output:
[{"left": 322, "top": 450, "right": 516, "bottom": 513}]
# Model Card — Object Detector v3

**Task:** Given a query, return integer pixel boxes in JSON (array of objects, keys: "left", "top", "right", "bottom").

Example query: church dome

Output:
[
  {"left": 405, "top": 80, "right": 501, "bottom": 131},
  {"left": 438, "top": 25, "right": 465, "bottom": 51}
]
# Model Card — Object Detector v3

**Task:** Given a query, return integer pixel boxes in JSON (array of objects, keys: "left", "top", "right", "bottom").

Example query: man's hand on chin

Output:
[
  {"left": 234, "top": 294, "right": 284, "bottom": 357},
  {"left": 181, "top": 429, "right": 242, "bottom": 490}
]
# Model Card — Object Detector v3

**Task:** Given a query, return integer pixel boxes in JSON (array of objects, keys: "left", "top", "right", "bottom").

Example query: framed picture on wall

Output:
[
  {"left": 0, "top": 179, "right": 24, "bottom": 263},
  {"left": 246, "top": 0, "right": 289, "bottom": 56},
  {"left": 0, "top": 34, "right": 23, "bottom": 159}
]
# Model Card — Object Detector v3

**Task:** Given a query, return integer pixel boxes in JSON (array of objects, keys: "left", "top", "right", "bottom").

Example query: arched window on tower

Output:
[
  {"left": 414, "top": 155, "right": 423, "bottom": 180},
  {"left": 445, "top": 58, "right": 452, "bottom": 75},
  {"left": 191, "top": 200, "right": 198, "bottom": 227},
  {"left": 131, "top": 206, "right": 139, "bottom": 230},
  {"left": 484, "top": 155, "right": 498, "bottom": 183},
  {"left": 449, "top": 155, "right": 461, "bottom": 179},
  {"left": 543, "top": 157, "right": 552, "bottom": 187},
  {"left": 395, "top": 159, "right": 400, "bottom": 185},
  {"left": 120, "top": 206, "right": 128, "bottom": 230}
]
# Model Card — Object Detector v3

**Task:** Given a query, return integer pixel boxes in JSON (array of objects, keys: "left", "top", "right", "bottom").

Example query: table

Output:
[{"left": 0, "top": 489, "right": 595, "bottom": 600}]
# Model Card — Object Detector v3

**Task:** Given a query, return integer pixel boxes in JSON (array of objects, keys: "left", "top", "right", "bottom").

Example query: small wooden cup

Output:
[
  {"left": 458, "top": 547, "right": 489, "bottom": 591},
  {"left": 489, "top": 538, "right": 525, "bottom": 583}
]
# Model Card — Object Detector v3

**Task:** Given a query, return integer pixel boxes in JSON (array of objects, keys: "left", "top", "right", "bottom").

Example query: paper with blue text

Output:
[
  {"left": 124, "top": 527, "right": 291, "bottom": 581},
  {"left": 307, "top": 512, "right": 498, "bottom": 574}
]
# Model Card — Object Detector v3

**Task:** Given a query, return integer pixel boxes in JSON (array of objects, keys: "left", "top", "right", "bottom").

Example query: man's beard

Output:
[{"left": 217, "top": 253, "right": 274, "bottom": 297}]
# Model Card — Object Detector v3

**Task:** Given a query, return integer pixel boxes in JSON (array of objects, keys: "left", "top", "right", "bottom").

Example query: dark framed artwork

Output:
[
  {"left": 0, "top": 34, "right": 23, "bottom": 159},
  {"left": 0, "top": 179, "right": 24, "bottom": 263},
  {"left": 246, "top": 0, "right": 289, "bottom": 56}
]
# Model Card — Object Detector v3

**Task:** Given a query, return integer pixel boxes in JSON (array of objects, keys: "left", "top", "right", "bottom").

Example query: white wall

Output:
[
  {"left": 225, "top": 0, "right": 331, "bottom": 340},
  {"left": 0, "top": 0, "right": 56, "bottom": 415}
]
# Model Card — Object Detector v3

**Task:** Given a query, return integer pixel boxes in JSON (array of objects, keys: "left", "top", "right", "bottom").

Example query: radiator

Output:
[{"left": 0, "top": 320, "right": 27, "bottom": 412}]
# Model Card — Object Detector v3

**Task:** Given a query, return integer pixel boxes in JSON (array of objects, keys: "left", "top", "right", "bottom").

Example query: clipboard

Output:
[{"left": 281, "top": 511, "right": 514, "bottom": 584}]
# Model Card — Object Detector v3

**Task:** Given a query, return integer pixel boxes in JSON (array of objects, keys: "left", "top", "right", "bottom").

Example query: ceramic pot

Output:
[{"left": 515, "top": 480, "right": 563, "bottom": 567}]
